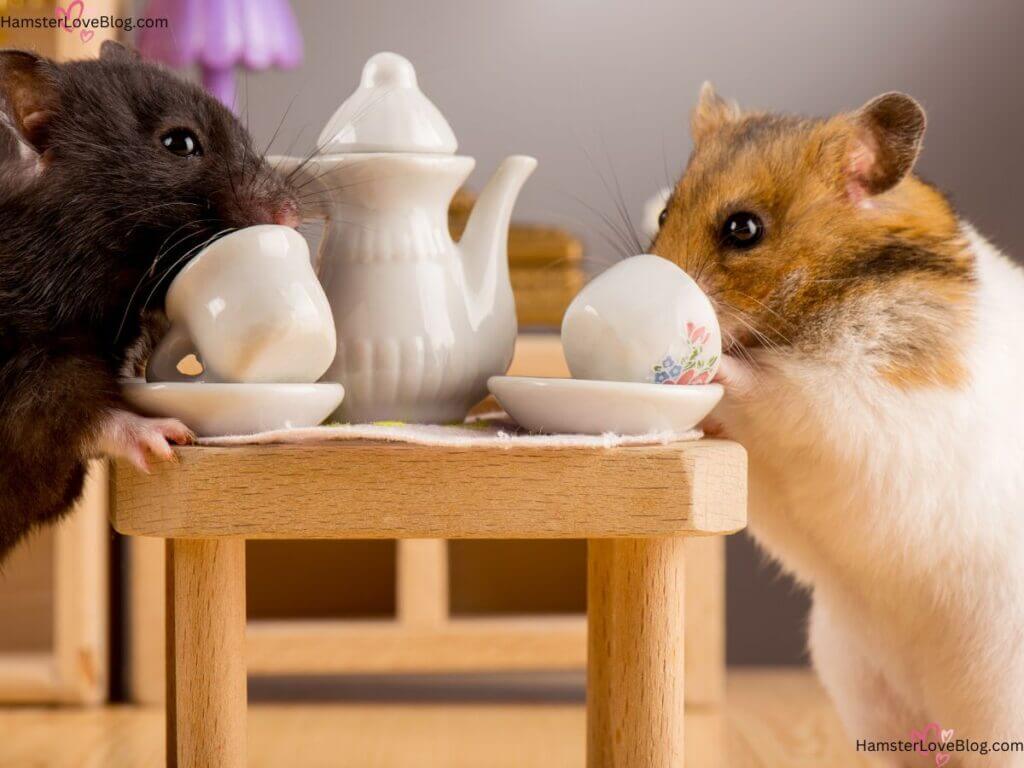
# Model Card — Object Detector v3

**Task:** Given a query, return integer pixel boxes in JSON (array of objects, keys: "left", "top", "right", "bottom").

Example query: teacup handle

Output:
[{"left": 146, "top": 325, "right": 206, "bottom": 383}]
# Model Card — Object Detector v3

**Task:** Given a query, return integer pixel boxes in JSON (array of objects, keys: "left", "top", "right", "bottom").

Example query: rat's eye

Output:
[
  {"left": 658, "top": 208, "right": 668, "bottom": 228},
  {"left": 160, "top": 128, "right": 202, "bottom": 158},
  {"left": 721, "top": 211, "right": 764, "bottom": 249}
]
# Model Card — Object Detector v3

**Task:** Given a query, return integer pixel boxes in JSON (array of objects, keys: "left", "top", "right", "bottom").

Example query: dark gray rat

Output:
[{"left": 0, "top": 41, "right": 301, "bottom": 558}]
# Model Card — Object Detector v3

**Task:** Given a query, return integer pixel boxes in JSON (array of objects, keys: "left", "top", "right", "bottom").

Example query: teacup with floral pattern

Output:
[{"left": 561, "top": 254, "right": 721, "bottom": 385}]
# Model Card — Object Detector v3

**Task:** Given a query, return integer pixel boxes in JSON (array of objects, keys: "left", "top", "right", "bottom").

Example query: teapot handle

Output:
[{"left": 267, "top": 155, "right": 331, "bottom": 220}]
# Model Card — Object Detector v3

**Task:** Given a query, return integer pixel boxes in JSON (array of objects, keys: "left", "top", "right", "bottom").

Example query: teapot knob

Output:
[{"left": 361, "top": 52, "right": 418, "bottom": 89}]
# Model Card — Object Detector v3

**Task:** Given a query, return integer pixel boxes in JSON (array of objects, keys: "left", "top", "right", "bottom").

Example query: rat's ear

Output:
[
  {"left": 691, "top": 81, "right": 741, "bottom": 144},
  {"left": 100, "top": 41, "right": 141, "bottom": 63},
  {"left": 845, "top": 92, "right": 926, "bottom": 201},
  {"left": 0, "top": 49, "right": 60, "bottom": 154}
]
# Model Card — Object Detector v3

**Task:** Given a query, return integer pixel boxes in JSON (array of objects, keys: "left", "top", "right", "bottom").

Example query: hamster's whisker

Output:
[
  {"left": 603, "top": 146, "right": 645, "bottom": 254},
  {"left": 729, "top": 290, "right": 792, "bottom": 328},
  {"left": 560, "top": 193, "right": 638, "bottom": 259},
  {"left": 720, "top": 307, "right": 788, "bottom": 354},
  {"left": 720, "top": 299, "right": 792, "bottom": 343},
  {"left": 690, "top": 253, "right": 717, "bottom": 284},
  {"left": 733, "top": 310, "right": 791, "bottom": 350},
  {"left": 579, "top": 139, "right": 644, "bottom": 255},
  {"left": 553, "top": 213, "right": 629, "bottom": 265},
  {"left": 661, "top": 133, "right": 678, "bottom": 194}
]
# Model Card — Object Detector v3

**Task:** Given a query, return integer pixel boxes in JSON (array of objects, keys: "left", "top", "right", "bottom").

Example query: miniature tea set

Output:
[
  {"left": 122, "top": 225, "right": 344, "bottom": 436},
  {"left": 489, "top": 254, "right": 722, "bottom": 435},
  {"left": 123, "top": 52, "right": 722, "bottom": 437}
]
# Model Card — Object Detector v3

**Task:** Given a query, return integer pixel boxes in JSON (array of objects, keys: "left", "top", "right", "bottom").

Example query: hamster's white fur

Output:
[{"left": 714, "top": 225, "right": 1024, "bottom": 766}]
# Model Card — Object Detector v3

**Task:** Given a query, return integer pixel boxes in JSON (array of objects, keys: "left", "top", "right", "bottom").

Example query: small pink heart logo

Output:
[
  {"left": 80, "top": 29, "right": 94, "bottom": 43},
  {"left": 909, "top": 722, "right": 942, "bottom": 752},
  {"left": 54, "top": 0, "right": 85, "bottom": 34},
  {"left": 935, "top": 754, "right": 950, "bottom": 767},
  {"left": 941, "top": 728, "right": 955, "bottom": 744}
]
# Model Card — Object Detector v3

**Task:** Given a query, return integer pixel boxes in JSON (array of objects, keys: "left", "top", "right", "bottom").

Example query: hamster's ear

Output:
[
  {"left": 846, "top": 92, "right": 926, "bottom": 201},
  {"left": 691, "top": 82, "right": 740, "bottom": 144},
  {"left": 100, "top": 41, "right": 141, "bottom": 63},
  {"left": 0, "top": 50, "right": 60, "bottom": 155}
]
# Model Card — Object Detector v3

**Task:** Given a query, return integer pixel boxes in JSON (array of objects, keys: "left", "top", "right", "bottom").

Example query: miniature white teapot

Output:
[{"left": 273, "top": 52, "right": 535, "bottom": 423}]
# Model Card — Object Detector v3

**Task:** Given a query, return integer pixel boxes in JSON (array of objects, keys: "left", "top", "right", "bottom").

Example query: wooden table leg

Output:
[
  {"left": 166, "top": 538, "right": 247, "bottom": 768},
  {"left": 587, "top": 538, "right": 687, "bottom": 768}
]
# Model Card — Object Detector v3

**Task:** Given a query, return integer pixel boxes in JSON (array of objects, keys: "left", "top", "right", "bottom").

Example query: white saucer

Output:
[
  {"left": 121, "top": 380, "right": 345, "bottom": 437},
  {"left": 487, "top": 376, "right": 722, "bottom": 435}
]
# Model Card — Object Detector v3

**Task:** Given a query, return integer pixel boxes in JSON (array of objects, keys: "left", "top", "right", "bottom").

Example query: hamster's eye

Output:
[
  {"left": 658, "top": 208, "right": 668, "bottom": 228},
  {"left": 721, "top": 211, "right": 764, "bottom": 249},
  {"left": 160, "top": 128, "right": 202, "bottom": 158}
]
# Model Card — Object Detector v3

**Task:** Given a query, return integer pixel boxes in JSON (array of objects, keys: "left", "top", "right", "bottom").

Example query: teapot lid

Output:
[{"left": 317, "top": 52, "right": 457, "bottom": 154}]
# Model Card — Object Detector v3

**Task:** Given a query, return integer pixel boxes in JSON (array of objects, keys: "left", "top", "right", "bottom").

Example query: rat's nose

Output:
[{"left": 272, "top": 199, "right": 301, "bottom": 228}]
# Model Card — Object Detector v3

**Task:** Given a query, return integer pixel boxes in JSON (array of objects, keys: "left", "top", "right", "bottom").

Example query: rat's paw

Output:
[{"left": 93, "top": 410, "right": 194, "bottom": 472}]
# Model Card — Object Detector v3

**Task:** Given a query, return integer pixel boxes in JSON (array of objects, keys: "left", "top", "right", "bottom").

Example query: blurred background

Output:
[{"left": 242, "top": 0, "right": 1024, "bottom": 263}]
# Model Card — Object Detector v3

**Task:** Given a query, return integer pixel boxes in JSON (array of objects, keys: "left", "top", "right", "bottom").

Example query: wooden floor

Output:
[{"left": 0, "top": 669, "right": 870, "bottom": 767}]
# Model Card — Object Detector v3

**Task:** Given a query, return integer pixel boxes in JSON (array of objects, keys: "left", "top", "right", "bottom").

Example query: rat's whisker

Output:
[
  {"left": 138, "top": 228, "right": 237, "bottom": 317},
  {"left": 282, "top": 131, "right": 344, "bottom": 186},
  {"left": 261, "top": 91, "right": 302, "bottom": 159},
  {"left": 114, "top": 221, "right": 221, "bottom": 342},
  {"left": 84, "top": 201, "right": 202, "bottom": 242}
]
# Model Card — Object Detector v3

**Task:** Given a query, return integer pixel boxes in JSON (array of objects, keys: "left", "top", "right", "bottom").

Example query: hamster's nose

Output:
[{"left": 272, "top": 199, "right": 301, "bottom": 228}]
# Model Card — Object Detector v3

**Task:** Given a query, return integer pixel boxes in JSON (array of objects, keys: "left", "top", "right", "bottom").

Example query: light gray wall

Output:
[
  {"left": 147, "top": 0, "right": 1024, "bottom": 665},
  {"left": 245, "top": 0, "right": 1024, "bottom": 265}
]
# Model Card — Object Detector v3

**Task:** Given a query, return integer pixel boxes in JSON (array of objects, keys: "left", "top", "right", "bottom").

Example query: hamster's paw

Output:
[
  {"left": 714, "top": 353, "right": 757, "bottom": 399},
  {"left": 93, "top": 410, "right": 194, "bottom": 472}
]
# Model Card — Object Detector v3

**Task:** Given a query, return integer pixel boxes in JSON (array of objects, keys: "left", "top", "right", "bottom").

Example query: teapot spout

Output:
[{"left": 459, "top": 155, "right": 537, "bottom": 321}]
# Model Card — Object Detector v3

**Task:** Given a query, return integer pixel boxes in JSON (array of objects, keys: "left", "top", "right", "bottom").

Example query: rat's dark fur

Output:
[{"left": 0, "top": 42, "right": 299, "bottom": 558}]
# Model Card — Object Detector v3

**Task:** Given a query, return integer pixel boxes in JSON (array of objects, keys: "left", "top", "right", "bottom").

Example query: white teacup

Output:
[
  {"left": 146, "top": 225, "right": 337, "bottom": 384},
  {"left": 561, "top": 254, "right": 721, "bottom": 385}
]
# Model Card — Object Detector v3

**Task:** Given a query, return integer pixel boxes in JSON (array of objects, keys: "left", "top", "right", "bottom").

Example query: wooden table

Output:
[{"left": 110, "top": 440, "right": 747, "bottom": 768}]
